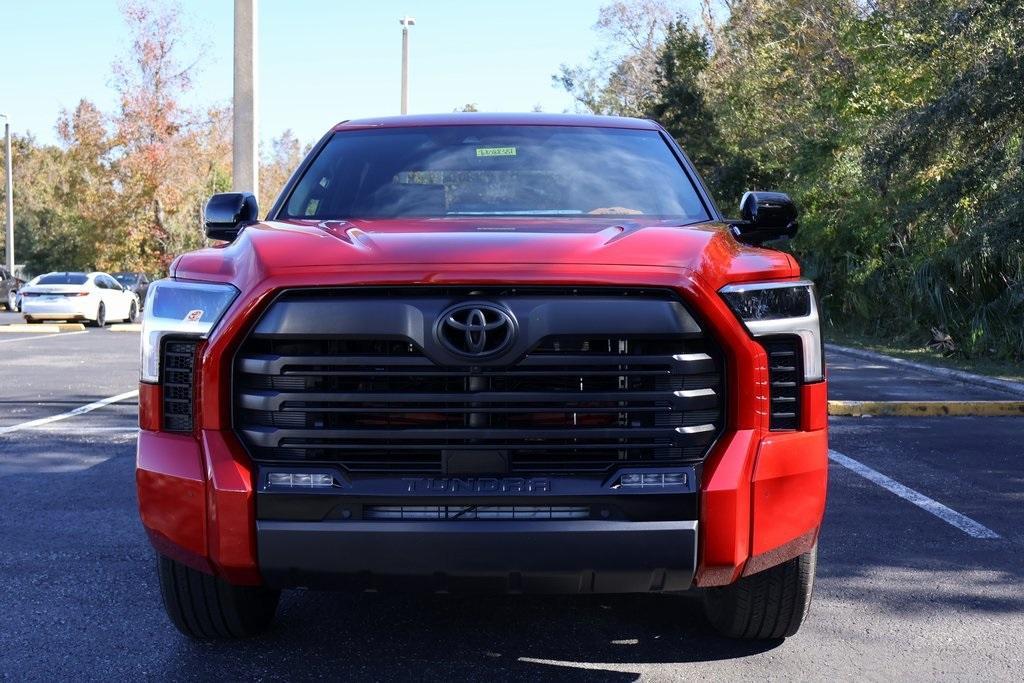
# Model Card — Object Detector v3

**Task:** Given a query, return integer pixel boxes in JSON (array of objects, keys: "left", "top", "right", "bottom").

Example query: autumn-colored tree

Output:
[
  {"left": 106, "top": 0, "right": 203, "bottom": 271},
  {"left": 2, "top": 0, "right": 253, "bottom": 277}
]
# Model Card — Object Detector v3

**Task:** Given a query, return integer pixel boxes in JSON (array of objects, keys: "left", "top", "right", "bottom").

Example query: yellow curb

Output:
[
  {"left": 109, "top": 324, "right": 142, "bottom": 332},
  {"left": 0, "top": 323, "right": 87, "bottom": 333},
  {"left": 829, "top": 400, "right": 1024, "bottom": 417}
]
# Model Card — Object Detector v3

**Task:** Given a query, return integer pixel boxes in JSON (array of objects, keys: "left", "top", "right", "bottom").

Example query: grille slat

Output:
[
  {"left": 240, "top": 354, "right": 715, "bottom": 374},
  {"left": 233, "top": 289, "right": 724, "bottom": 474},
  {"left": 241, "top": 425, "right": 716, "bottom": 448},
  {"left": 238, "top": 388, "right": 715, "bottom": 410}
]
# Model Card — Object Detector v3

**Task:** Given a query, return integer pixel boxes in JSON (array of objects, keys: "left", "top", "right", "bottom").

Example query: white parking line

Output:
[
  {"left": 829, "top": 449, "right": 1000, "bottom": 539},
  {"left": 0, "top": 390, "right": 139, "bottom": 436},
  {"left": 0, "top": 331, "right": 88, "bottom": 344}
]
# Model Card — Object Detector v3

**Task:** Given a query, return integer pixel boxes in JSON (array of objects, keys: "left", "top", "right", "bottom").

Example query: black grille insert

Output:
[
  {"left": 162, "top": 340, "right": 198, "bottom": 432},
  {"left": 764, "top": 337, "right": 802, "bottom": 430},
  {"left": 233, "top": 289, "right": 724, "bottom": 475}
]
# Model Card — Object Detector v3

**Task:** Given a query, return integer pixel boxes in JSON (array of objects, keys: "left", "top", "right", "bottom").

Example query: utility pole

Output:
[
  {"left": 399, "top": 16, "right": 416, "bottom": 115},
  {"left": 233, "top": 0, "right": 258, "bottom": 194},
  {"left": 1, "top": 115, "right": 12, "bottom": 273}
]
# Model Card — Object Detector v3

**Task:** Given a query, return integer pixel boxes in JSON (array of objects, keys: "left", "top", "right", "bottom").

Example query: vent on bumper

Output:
[
  {"left": 763, "top": 337, "right": 802, "bottom": 430},
  {"left": 365, "top": 506, "right": 590, "bottom": 520},
  {"left": 233, "top": 288, "right": 724, "bottom": 476},
  {"left": 162, "top": 340, "right": 198, "bottom": 432}
]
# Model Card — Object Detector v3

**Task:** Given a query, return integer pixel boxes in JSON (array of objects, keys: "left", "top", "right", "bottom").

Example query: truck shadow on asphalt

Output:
[
  {"left": 8, "top": 427, "right": 1024, "bottom": 678},
  {"left": 161, "top": 591, "right": 779, "bottom": 680}
]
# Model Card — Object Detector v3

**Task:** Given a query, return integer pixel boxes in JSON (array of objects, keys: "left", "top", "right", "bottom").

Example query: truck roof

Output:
[{"left": 333, "top": 112, "right": 661, "bottom": 132}]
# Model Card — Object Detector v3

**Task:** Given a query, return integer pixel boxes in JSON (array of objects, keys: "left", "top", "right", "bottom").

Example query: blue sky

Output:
[{"left": 0, "top": 0, "right": 631, "bottom": 147}]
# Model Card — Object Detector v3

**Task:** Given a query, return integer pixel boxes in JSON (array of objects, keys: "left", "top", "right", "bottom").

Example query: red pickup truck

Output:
[{"left": 137, "top": 113, "right": 827, "bottom": 640}]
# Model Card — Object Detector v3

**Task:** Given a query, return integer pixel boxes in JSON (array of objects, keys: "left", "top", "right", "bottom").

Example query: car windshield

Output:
[
  {"left": 281, "top": 125, "right": 710, "bottom": 221},
  {"left": 114, "top": 274, "right": 138, "bottom": 285},
  {"left": 37, "top": 273, "right": 88, "bottom": 285}
]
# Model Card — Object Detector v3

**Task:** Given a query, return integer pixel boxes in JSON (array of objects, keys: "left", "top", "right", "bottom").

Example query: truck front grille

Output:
[{"left": 233, "top": 288, "right": 724, "bottom": 475}]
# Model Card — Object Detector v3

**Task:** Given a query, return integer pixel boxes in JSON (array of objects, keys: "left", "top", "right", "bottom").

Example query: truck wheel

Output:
[
  {"left": 157, "top": 555, "right": 280, "bottom": 639},
  {"left": 703, "top": 544, "right": 817, "bottom": 639}
]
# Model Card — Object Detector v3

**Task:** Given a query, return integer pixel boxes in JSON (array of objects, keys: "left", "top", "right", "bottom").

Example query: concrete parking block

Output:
[
  {"left": 108, "top": 324, "right": 142, "bottom": 332},
  {"left": 0, "top": 323, "right": 86, "bottom": 333}
]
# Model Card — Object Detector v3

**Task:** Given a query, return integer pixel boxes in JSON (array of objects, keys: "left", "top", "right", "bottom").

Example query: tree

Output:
[
  {"left": 554, "top": 0, "right": 676, "bottom": 116},
  {"left": 646, "top": 20, "right": 748, "bottom": 202},
  {"left": 107, "top": 0, "right": 202, "bottom": 271}
]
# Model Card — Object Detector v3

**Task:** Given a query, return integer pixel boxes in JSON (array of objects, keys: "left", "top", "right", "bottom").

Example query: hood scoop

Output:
[{"left": 314, "top": 219, "right": 639, "bottom": 246}]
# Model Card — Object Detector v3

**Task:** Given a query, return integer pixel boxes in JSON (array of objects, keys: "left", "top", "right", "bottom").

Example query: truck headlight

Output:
[
  {"left": 140, "top": 280, "right": 238, "bottom": 382},
  {"left": 719, "top": 279, "right": 823, "bottom": 382}
]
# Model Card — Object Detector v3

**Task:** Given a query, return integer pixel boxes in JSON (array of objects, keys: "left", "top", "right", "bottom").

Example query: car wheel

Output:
[
  {"left": 24, "top": 316, "right": 40, "bottom": 324},
  {"left": 90, "top": 303, "right": 107, "bottom": 328},
  {"left": 157, "top": 555, "right": 280, "bottom": 640},
  {"left": 703, "top": 544, "right": 817, "bottom": 639},
  {"left": 128, "top": 301, "right": 138, "bottom": 323}
]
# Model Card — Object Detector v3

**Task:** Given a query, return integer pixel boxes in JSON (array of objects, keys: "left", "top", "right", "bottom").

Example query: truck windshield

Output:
[{"left": 281, "top": 126, "right": 710, "bottom": 222}]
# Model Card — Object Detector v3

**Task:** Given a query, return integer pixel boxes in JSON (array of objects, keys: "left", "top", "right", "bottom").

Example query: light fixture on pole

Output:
[{"left": 399, "top": 16, "right": 416, "bottom": 115}]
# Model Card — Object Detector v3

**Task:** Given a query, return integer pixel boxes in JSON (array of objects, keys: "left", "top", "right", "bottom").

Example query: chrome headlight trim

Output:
[
  {"left": 719, "top": 279, "right": 823, "bottom": 382},
  {"left": 140, "top": 279, "right": 239, "bottom": 383}
]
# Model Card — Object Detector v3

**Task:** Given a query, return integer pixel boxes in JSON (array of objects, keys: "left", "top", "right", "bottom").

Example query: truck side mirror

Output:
[
  {"left": 731, "top": 191, "right": 798, "bottom": 246},
  {"left": 204, "top": 192, "right": 259, "bottom": 242}
]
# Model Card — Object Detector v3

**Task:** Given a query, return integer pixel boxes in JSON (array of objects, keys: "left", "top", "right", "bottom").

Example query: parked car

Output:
[
  {"left": 21, "top": 271, "right": 140, "bottom": 326},
  {"left": 9, "top": 275, "right": 41, "bottom": 312},
  {"left": 112, "top": 272, "right": 151, "bottom": 307},
  {"left": 0, "top": 266, "right": 21, "bottom": 311},
  {"left": 138, "top": 113, "right": 825, "bottom": 641}
]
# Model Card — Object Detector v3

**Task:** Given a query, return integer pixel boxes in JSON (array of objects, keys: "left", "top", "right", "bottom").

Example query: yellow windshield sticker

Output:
[{"left": 476, "top": 146, "right": 517, "bottom": 157}]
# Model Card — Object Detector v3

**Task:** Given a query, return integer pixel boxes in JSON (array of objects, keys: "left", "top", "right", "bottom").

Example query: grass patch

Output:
[{"left": 826, "top": 327, "right": 1024, "bottom": 383}]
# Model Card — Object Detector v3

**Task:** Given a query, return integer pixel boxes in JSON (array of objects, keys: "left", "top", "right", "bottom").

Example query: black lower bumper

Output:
[{"left": 257, "top": 519, "right": 698, "bottom": 593}]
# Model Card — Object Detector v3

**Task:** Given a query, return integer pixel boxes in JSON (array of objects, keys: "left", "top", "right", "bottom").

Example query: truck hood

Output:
[{"left": 172, "top": 217, "right": 798, "bottom": 289}]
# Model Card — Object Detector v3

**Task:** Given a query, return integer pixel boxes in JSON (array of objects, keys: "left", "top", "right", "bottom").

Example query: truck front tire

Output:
[
  {"left": 702, "top": 544, "right": 817, "bottom": 639},
  {"left": 157, "top": 555, "right": 280, "bottom": 639}
]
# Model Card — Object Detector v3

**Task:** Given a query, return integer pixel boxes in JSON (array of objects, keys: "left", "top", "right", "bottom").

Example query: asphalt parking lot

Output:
[{"left": 0, "top": 324, "right": 1021, "bottom": 681}]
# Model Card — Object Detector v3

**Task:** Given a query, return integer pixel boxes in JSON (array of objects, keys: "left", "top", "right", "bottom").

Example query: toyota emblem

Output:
[{"left": 437, "top": 303, "right": 517, "bottom": 357}]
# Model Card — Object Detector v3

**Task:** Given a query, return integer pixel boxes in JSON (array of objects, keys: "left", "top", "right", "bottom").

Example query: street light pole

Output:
[
  {"left": 1, "top": 115, "right": 12, "bottom": 273},
  {"left": 233, "top": 0, "right": 258, "bottom": 195},
  {"left": 399, "top": 16, "right": 416, "bottom": 115}
]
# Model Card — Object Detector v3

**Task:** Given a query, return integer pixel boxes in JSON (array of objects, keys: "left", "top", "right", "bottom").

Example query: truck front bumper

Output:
[{"left": 257, "top": 518, "right": 697, "bottom": 593}]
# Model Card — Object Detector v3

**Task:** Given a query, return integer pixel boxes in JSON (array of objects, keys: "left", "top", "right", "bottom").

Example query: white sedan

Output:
[{"left": 21, "top": 272, "right": 140, "bottom": 327}]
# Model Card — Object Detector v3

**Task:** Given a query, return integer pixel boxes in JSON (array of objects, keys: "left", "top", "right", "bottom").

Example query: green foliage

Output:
[
  {"left": 562, "top": 0, "right": 1023, "bottom": 361},
  {"left": 648, "top": 20, "right": 750, "bottom": 201}
]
